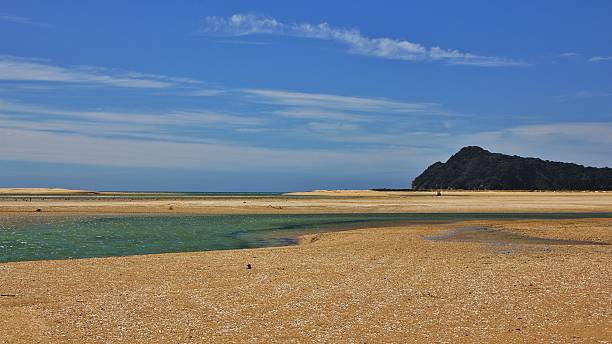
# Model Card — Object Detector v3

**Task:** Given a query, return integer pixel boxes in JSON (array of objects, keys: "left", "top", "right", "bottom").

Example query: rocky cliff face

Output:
[{"left": 412, "top": 146, "right": 612, "bottom": 190}]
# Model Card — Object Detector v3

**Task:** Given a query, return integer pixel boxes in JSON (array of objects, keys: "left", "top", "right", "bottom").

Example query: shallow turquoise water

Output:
[{"left": 1, "top": 213, "right": 611, "bottom": 263}]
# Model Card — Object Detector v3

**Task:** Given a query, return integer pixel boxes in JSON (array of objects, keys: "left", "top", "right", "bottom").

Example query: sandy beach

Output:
[
  {"left": 1, "top": 190, "right": 612, "bottom": 342},
  {"left": 0, "top": 188, "right": 97, "bottom": 195},
  {"left": 5, "top": 0, "right": 611, "bottom": 342},
  {"left": 1, "top": 190, "right": 612, "bottom": 214},
  {"left": 1, "top": 218, "right": 610, "bottom": 343}
]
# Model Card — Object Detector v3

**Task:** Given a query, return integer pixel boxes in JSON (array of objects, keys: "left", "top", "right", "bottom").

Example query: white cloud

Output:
[
  {"left": 554, "top": 90, "right": 612, "bottom": 102},
  {"left": 241, "top": 88, "right": 439, "bottom": 114},
  {"left": 559, "top": 52, "right": 578, "bottom": 57},
  {"left": 3, "top": 115, "right": 609, "bottom": 178},
  {"left": 186, "top": 89, "right": 226, "bottom": 97},
  {"left": 0, "top": 100, "right": 263, "bottom": 142},
  {"left": 0, "top": 100, "right": 261, "bottom": 125},
  {"left": 588, "top": 56, "right": 612, "bottom": 62},
  {"left": 203, "top": 14, "right": 525, "bottom": 67},
  {"left": 1, "top": 93, "right": 611, "bottom": 177},
  {"left": 274, "top": 108, "right": 369, "bottom": 122},
  {"left": 213, "top": 39, "right": 274, "bottom": 46},
  {"left": 306, "top": 122, "right": 360, "bottom": 132},
  {"left": 507, "top": 122, "right": 612, "bottom": 145},
  {"left": 0, "top": 82, "right": 459, "bottom": 149},
  {"left": 0, "top": 14, "right": 48, "bottom": 26},
  {"left": 0, "top": 56, "right": 200, "bottom": 88},
  {"left": 0, "top": 126, "right": 437, "bottom": 174},
  {"left": 458, "top": 122, "right": 612, "bottom": 168}
]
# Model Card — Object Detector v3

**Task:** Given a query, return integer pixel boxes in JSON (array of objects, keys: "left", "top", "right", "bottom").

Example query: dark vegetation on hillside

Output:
[{"left": 412, "top": 146, "right": 612, "bottom": 191}]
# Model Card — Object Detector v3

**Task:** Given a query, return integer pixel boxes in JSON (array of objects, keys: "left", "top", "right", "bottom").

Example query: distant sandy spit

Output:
[
  {"left": 285, "top": 189, "right": 399, "bottom": 196},
  {"left": 284, "top": 189, "right": 612, "bottom": 197},
  {"left": 0, "top": 188, "right": 97, "bottom": 195},
  {"left": 1, "top": 190, "right": 611, "bottom": 214},
  {"left": 1, "top": 218, "right": 610, "bottom": 343}
]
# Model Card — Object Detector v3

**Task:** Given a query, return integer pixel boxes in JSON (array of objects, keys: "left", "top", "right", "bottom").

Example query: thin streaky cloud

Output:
[
  {"left": 588, "top": 56, "right": 612, "bottom": 62},
  {"left": 214, "top": 39, "right": 273, "bottom": 46},
  {"left": 0, "top": 56, "right": 200, "bottom": 88},
  {"left": 241, "top": 88, "right": 440, "bottom": 114},
  {"left": 0, "top": 100, "right": 264, "bottom": 134},
  {"left": 274, "top": 108, "right": 370, "bottom": 122},
  {"left": 507, "top": 122, "right": 612, "bottom": 145},
  {"left": 202, "top": 14, "right": 526, "bottom": 67},
  {"left": 554, "top": 90, "right": 612, "bottom": 102},
  {"left": 0, "top": 13, "right": 49, "bottom": 26},
  {"left": 0, "top": 117, "right": 230, "bottom": 146},
  {"left": 306, "top": 122, "right": 360, "bottom": 132},
  {"left": 186, "top": 89, "right": 226, "bottom": 97},
  {"left": 1, "top": 120, "right": 610, "bottom": 171},
  {"left": 558, "top": 52, "right": 578, "bottom": 57},
  {"left": 461, "top": 122, "right": 612, "bottom": 164},
  {"left": 0, "top": 126, "right": 430, "bottom": 171}
]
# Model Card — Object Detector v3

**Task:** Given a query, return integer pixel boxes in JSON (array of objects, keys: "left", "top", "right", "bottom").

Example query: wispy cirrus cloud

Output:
[
  {"left": 306, "top": 121, "right": 360, "bottom": 132},
  {"left": 0, "top": 13, "right": 49, "bottom": 26},
  {"left": 202, "top": 14, "right": 525, "bottom": 67},
  {"left": 213, "top": 39, "right": 274, "bottom": 46},
  {"left": 0, "top": 99, "right": 262, "bottom": 126},
  {"left": 558, "top": 52, "right": 578, "bottom": 58},
  {"left": 0, "top": 99, "right": 263, "bottom": 144},
  {"left": 185, "top": 89, "right": 226, "bottom": 97},
  {"left": 1, "top": 118, "right": 610, "bottom": 176},
  {"left": 274, "top": 108, "right": 370, "bottom": 122},
  {"left": 506, "top": 122, "right": 612, "bottom": 145},
  {"left": 459, "top": 122, "right": 612, "bottom": 167},
  {"left": 241, "top": 88, "right": 440, "bottom": 114},
  {"left": 588, "top": 56, "right": 612, "bottom": 63},
  {"left": 2, "top": 99, "right": 611, "bottom": 175},
  {"left": 0, "top": 125, "right": 439, "bottom": 174},
  {"left": 0, "top": 56, "right": 201, "bottom": 88},
  {"left": 554, "top": 90, "right": 612, "bottom": 102}
]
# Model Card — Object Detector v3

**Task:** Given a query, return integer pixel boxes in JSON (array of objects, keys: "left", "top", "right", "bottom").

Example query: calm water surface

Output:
[{"left": 1, "top": 212, "right": 611, "bottom": 262}]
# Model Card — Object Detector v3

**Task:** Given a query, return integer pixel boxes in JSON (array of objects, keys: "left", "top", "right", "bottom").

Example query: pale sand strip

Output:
[
  {"left": 285, "top": 189, "right": 612, "bottom": 196},
  {"left": 0, "top": 188, "right": 96, "bottom": 195},
  {"left": 0, "top": 219, "right": 610, "bottom": 343},
  {"left": 1, "top": 191, "right": 612, "bottom": 214}
]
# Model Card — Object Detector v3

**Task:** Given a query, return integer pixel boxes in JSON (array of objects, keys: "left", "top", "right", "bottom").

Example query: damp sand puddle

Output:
[{"left": 427, "top": 226, "right": 609, "bottom": 254}]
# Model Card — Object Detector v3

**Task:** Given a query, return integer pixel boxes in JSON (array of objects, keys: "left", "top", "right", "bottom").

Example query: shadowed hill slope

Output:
[{"left": 412, "top": 146, "right": 612, "bottom": 190}]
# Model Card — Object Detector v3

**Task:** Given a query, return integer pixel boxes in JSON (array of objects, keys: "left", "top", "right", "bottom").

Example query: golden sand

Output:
[
  {"left": 1, "top": 191, "right": 611, "bottom": 342},
  {"left": 0, "top": 188, "right": 96, "bottom": 195},
  {"left": 1, "top": 190, "right": 612, "bottom": 214},
  {"left": 1, "top": 218, "right": 611, "bottom": 343}
]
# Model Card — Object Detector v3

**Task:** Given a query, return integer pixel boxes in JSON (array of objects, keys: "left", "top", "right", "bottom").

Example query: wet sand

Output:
[
  {"left": 1, "top": 190, "right": 612, "bottom": 214},
  {"left": 1, "top": 218, "right": 611, "bottom": 343}
]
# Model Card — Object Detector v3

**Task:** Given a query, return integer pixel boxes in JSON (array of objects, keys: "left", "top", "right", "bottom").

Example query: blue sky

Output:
[{"left": 1, "top": 1, "right": 611, "bottom": 191}]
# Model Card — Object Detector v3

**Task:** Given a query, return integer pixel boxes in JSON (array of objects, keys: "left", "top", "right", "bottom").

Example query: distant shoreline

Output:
[
  {"left": 2, "top": 188, "right": 610, "bottom": 197},
  {"left": 284, "top": 189, "right": 611, "bottom": 196},
  {"left": 0, "top": 188, "right": 98, "bottom": 195},
  {"left": 2, "top": 190, "right": 612, "bottom": 214}
]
